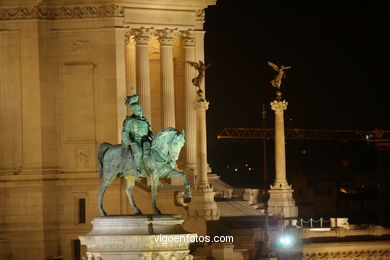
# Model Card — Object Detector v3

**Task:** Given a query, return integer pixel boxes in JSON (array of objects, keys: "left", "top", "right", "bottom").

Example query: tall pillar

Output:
[
  {"left": 267, "top": 99, "right": 298, "bottom": 218},
  {"left": 156, "top": 28, "right": 177, "bottom": 128},
  {"left": 115, "top": 30, "right": 127, "bottom": 143},
  {"left": 192, "top": 30, "right": 212, "bottom": 174},
  {"left": 193, "top": 30, "right": 206, "bottom": 93},
  {"left": 181, "top": 31, "right": 197, "bottom": 176},
  {"left": 130, "top": 27, "right": 153, "bottom": 120},
  {"left": 124, "top": 34, "right": 136, "bottom": 100},
  {"left": 188, "top": 92, "right": 219, "bottom": 225},
  {"left": 272, "top": 101, "right": 288, "bottom": 185},
  {"left": 195, "top": 98, "right": 210, "bottom": 191}
]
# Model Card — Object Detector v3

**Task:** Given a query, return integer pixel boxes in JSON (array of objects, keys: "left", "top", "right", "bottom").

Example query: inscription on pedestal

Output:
[{"left": 80, "top": 215, "right": 196, "bottom": 260}]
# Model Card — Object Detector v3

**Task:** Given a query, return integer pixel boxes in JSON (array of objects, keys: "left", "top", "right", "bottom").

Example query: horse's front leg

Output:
[
  {"left": 124, "top": 176, "right": 142, "bottom": 214},
  {"left": 151, "top": 176, "right": 161, "bottom": 214},
  {"left": 166, "top": 169, "right": 192, "bottom": 198},
  {"left": 98, "top": 183, "right": 108, "bottom": 216}
]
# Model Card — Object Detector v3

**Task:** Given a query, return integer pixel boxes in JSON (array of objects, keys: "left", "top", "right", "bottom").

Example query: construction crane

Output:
[
  {"left": 218, "top": 128, "right": 390, "bottom": 143},
  {"left": 217, "top": 127, "right": 390, "bottom": 225}
]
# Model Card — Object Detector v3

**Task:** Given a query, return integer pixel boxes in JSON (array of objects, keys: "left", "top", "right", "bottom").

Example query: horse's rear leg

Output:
[
  {"left": 98, "top": 174, "right": 115, "bottom": 216},
  {"left": 124, "top": 176, "right": 142, "bottom": 214}
]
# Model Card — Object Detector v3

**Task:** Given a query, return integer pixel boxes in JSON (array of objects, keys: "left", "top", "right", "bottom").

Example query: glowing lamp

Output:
[{"left": 276, "top": 233, "right": 295, "bottom": 249}]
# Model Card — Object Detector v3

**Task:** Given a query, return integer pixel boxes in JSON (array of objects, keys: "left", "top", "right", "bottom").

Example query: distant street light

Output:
[
  {"left": 276, "top": 233, "right": 295, "bottom": 249},
  {"left": 272, "top": 227, "right": 302, "bottom": 259}
]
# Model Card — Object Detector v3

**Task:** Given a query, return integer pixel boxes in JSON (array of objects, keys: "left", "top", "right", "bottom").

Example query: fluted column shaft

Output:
[
  {"left": 195, "top": 99, "right": 210, "bottom": 190},
  {"left": 182, "top": 32, "right": 197, "bottom": 169},
  {"left": 271, "top": 100, "right": 288, "bottom": 184},
  {"left": 131, "top": 27, "right": 152, "bottom": 120},
  {"left": 156, "top": 29, "right": 177, "bottom": 128}
]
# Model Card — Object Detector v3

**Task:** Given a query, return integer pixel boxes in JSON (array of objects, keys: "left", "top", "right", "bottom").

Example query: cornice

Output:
[
  {"left": 0, "top": 4, "right": 124, "bottom": 20},
  {"left": 303, "top": 249, "right": 390, "bottom": 259},
  {"left": 0, "top": 0, "right": 216, "bottom": 20},
  {"left": 108, "top": 0, "right": 216, "bottom": 9}
]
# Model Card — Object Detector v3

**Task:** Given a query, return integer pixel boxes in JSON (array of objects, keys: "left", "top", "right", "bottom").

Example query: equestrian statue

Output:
[{"left": 97, "top": 88, "right": 191, "bottom": 216}]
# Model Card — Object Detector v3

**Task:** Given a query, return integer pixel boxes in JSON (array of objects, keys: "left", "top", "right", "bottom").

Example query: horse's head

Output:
[
  {"left": 151, "top": 128, "right": 185, "bottom": 166},
  {"left": 167, "top": 130, "right": 185, "bottom": 163}
]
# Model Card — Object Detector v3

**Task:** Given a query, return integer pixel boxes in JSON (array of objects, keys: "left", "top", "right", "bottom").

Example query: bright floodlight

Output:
[{"left": 276, "top": 234, "right": 295, "bottom": 249}]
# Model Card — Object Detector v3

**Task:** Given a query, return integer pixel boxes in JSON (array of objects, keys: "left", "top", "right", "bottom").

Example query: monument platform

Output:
[{"left": 80, "top": 214, "right": 196, "bottom": 260}]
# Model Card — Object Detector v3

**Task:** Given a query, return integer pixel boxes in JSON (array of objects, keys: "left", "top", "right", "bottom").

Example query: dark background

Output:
[{"left": 203, "top": 1, "right": 390, "bottom": 224}]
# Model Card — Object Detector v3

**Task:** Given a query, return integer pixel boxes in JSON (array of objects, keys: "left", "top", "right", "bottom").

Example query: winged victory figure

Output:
[
  {"left": 187, "top": 60, "right": 212, "bottom": 89},
  {"left": 268, "top": 61, "right": 291, "bottom": 89}
]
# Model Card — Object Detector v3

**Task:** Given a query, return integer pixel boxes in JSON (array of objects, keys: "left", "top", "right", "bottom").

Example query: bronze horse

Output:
[{"left": 97, "top": 128, "right": 191, "bottom": 216}]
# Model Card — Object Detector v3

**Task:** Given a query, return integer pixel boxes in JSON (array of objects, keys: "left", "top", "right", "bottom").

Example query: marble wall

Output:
[{"left": 0, "top": 1, "right": 215, "bottom": 259}]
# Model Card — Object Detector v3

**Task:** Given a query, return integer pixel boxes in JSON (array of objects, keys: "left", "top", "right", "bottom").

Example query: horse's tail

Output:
[{"left": 98, "top": 142, "right": 112, "bottom": 179}]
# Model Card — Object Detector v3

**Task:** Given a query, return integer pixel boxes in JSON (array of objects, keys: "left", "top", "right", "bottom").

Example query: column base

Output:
[
  {"left": 267, "top": 182, "right": 298, "bottom": 218},
  {"left": 79, "top": 215, "right": 196, "bottom": 260},
  {"left": 188, "top": 189, "right": 220, "bottom": 221}
]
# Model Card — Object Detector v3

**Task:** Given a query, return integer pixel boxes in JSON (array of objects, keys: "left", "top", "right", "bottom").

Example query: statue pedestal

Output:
[
  {"left": 267, "top": 182, "right": 298, "bottom": 218},
  {"left": 79, "top": 215, "right": 196, "bottom": 260},
  {"left": 185, "top": 187, "right": 220, "bottom": 238}
]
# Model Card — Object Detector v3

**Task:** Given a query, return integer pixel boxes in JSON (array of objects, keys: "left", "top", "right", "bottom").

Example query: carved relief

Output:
[
  {"left": 196, "top": 9, "right": 205, "bottom": 23},
  {"left": 74, "top": 145, "right": 90, "bottom": 168},
  {"left": 188, "top": 208, "right": 220, "bottom": 221},
  {"left": 302, "top": 249, "right": 390, "bottom": 259},
  {"left": 68, "top": 40, "right": 95, "bottom": 56},
  {"left": 155, "top": 28, "right": 178, "bottom": 46},
  {"left": 0, "top": 4, "right": 124, "bottom": 20},
  {"left": 174, "top": 191, "right": 188, "bottom": 207},
  {"left": 181, "top": 30, "right": 195, "bottom": 46},
  {"left": 84, "top": 237, "right": 190, "bottom": 251},
  {"left": 124, "top": 31, "right": 134, "bottom": 45},
  {"left": 130, "top": 27, "right": 154, "bottom": 45},
  {"left": 270, "top": 100, "right": 288, "bottom": 112}
]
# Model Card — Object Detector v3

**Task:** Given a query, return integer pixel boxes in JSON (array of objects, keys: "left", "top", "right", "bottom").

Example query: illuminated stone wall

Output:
[{"left": 0, "top": 1, "right": 215, "bottom": 259}]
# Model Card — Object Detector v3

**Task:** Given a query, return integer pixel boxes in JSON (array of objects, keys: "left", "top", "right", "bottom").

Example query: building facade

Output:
[{"left": 0, "top": 0, "right": 215, "bottom": 259}]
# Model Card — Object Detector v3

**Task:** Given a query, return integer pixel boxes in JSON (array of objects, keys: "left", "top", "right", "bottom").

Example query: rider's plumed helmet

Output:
[{"left": 125, "top": 87, "right": 139, "bottom": 106}]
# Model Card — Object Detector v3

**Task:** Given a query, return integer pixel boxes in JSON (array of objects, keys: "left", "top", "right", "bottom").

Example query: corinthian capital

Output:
[
  {"left": 124, "top": 31, "right": 131, "bottom": 45},
  {"left": 130, "top": 27, "right": 154, "bottom": 45},
  {"left": 180, "top": 30, "right": 195, "bottom": 46},
  {"left": 271, "top": 100, "right": 288, "bottom": 112},
  {"left": 155, "top": 28, "right": 178, "bottom": 46}
]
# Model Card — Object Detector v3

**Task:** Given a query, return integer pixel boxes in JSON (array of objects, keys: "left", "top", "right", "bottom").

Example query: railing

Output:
[{"left": 297, "top": 218, "right": 331, "bottom": 228}]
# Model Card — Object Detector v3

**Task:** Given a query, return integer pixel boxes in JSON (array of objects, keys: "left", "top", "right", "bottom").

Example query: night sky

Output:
[{"left": 203, "top": 1, "right": 389, "bottom": 174}]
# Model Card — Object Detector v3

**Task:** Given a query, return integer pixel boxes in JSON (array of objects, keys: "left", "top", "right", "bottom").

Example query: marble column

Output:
[
  {"left": 193, "top": 31, "right": 206, "bottom": 93},
  {"left": 192, "top": 30, "right": 212, "bottom": 175},
  {"left": 130, "top": 27, "right": 153, "bottom": 120},
  {"left": 195, "top": 98, "right": 210, "bottom": 191},
  {"left": 156, "top": 28, "right": 177, "bottom": 128},
  {"left": 267, "top": 99, "right": 298, "bottom": 218},
  {"left": 181, "top": 31, "right": 197, "bottom": 174},
  {"left": 124, "top": 33, "right": 136, "bottom": 101},
  {"left": 188, "top": 94, "right": 219, "bottom": 223},
  {"left": 115, "top": 30, "right": 127, "bottom": 143},
  {"left": 272, "top": 100, "right": 288, "bottom": 186}
]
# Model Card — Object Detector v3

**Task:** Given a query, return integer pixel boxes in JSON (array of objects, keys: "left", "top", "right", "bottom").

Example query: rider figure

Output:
[{"left": 121, "top": 90, "right": 155, "bottom": 174}]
